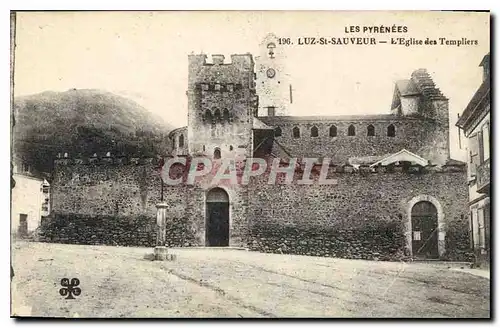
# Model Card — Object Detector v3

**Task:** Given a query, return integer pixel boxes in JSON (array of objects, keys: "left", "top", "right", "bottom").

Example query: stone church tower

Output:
[
  {"left": 186, "top": 54, "right": 257, "bottom": 160},
  {"left": 255, "top": 33, "right": 292, "bottom": 117}
]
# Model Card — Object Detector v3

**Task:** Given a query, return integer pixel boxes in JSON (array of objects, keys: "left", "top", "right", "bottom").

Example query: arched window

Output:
[
  {"left": 275, "top": 127, "right": 282, "bottom": 137},
  {"left": 223, "top": 109, "right": 230, "bottom": 122},
  {"left": 293, "top": 126, "right": 300, "bottom": 138},
  {"left": 214, "top": 148, "right": 221, "bottom": 159},
  {"left": 348, "top": 124, "right": 355, "bottom": 136},
  {"left": 329, "top": 125, "right": 337, "bottom": 137},
  {"left": 229, "top": 145, "right": 233, "bottom": 151},
  {"left": 387, "top": 124, "right": 396, "bottom": 137},
  {"left": 178, "top": 134, "right": 184, "bottom": 147},
  {"left": 367, "top": 125, "right": 375, "bottom": 137},
  {"left": 214, "top": 109, "right": 221, "bottom": 122},
  {"left": 204, "top": 109, "right": 212, "bottom": 123},
  {"left": 311, "top": 126, "right": 319, "bottom": 137}
]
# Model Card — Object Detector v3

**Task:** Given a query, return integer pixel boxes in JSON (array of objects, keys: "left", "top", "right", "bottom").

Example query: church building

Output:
[{"left": 47, "top": 34, "right": 470, "bottom": 261}]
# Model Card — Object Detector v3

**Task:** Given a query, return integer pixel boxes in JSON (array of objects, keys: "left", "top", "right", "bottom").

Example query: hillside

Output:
[{"left": 13, "top": 89, "right": 175, "bottom": 174}]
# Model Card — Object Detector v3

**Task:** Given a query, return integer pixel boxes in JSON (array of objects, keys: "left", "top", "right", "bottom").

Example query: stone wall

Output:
[
  {"left": 259, "top": 116, "right": 448, "bottom": 165},
  {"left": 51, "top": 157, "right": 163, "bottom": 217},
  {"left": 247, "top": 167, "right": 470, "bottom": 261},
  {"left": 39, "top": 213, "right": 158, "bottom": 247},
  {"left": 48, "top": 157, "right": 199, "bottom": 247},
  {"left": 48, "top": 156, "right": 251, "bottom": 248},
  {"left": 48, "top": 156, "right": 470, "bottom": 260}
]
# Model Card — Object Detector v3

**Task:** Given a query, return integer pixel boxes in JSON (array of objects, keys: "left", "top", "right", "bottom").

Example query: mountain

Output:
[{"left": 13, "top": 89, "right": 175, "bottom": 174}]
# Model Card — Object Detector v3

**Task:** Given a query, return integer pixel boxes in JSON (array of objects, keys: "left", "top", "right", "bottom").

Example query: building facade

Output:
[
  {"left": 46, "top": 35, "right": 471, "bottom": 261},
  {"left": 456, "top": 53, "right": 491, "bottom": 266},
  {"left": 11, "top": 157, "right": 51, "bottom": 238}
]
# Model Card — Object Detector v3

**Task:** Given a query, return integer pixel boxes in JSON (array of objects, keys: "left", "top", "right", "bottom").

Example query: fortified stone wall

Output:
[
  {"left": 45, "top": 155, "right": 469, "bottom": 261},
  {"left": 45, "top": 155, "right": 250, "bottom": 247},
  {"left": 46, "top": 156, "right": 196, "bottom": 247},
  {"left": 51, "top": 157, "right": 163, "bottom": 217},
  {"left": 246, "top": 164, "right": 470, "bottom": 261}
]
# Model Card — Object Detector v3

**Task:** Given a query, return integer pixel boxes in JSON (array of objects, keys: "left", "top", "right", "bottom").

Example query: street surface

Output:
[{"left": 11, "top": 242, "right": 490, "bottom": 318}]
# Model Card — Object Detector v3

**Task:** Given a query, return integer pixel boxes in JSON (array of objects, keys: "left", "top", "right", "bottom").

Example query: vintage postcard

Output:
[{"left": 10, "top": 10, "right": 490, "bottom": 318}]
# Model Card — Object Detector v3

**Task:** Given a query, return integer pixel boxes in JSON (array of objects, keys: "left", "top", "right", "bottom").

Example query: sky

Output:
[{"left": 13, "top": 11, "right": 490, "bottom": 160}]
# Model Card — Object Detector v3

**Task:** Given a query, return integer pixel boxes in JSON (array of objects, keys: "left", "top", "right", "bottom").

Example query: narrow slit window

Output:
[
  {"left": 387, "top": 124, "right": 396, "bottom": 137},
  {"left": 214, "top": 109, "right": 221, "bottom": 122},
  {"left": 348, "top": 124, "right": 355, "bottom": 136},
  {"left": 204, "top": 109, "right": 213, "bottom": 123},
  {"left": 329, "top": 125, "right": 337, "bottom": 137},
  {"left": 311, "top": 126, "right": 319, "bottom": 137},
  {"left": 367, "top": 125, "right": 375, "bottom": 137}
]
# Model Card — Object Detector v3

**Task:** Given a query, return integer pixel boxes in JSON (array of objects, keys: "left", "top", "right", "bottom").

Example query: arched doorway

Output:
[
  {"left": 411, "top": 201, "right": 439, "bottom": 259},
  {"left": 206, "top": 188, "right": 229, "bottom": 246}
]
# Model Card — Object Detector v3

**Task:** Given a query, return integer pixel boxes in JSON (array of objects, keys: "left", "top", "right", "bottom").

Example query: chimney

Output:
[{"left": 212, "top": 54, "right": 225, "bottom": 65}]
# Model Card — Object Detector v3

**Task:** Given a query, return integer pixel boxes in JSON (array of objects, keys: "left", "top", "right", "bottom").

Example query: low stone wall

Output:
[
  {"left": 163, "top": 216, "right": 198, "bottom": 247},
  {"left": 38, "top": 214, "right": 157, "bottom": 247},
  {"left": 442, "top": 217, "right": 475, "bottom": 262},
  {"left": 38, "top": 214, "right": 197, "bottom": 248},
  {"left": 248, "top": 221, "right": 407, "bottom": 261}
]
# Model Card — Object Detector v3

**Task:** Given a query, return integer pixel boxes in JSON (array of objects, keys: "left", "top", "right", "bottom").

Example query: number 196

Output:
[{"left": 278, "top": 38, "right": 291, "bottom": 45}]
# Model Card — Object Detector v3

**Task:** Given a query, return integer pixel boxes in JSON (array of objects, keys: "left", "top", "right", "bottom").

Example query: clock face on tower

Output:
[{"left": 266, "top": 68, "right": 276, "bottom": 78}]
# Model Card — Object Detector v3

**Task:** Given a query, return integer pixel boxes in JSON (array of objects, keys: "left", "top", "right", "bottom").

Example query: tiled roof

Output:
[
  {"left": 410, "top": 69, "right": 447, "bottom": 100},
  {"left": 456, "top": 78, "right": 490, "bottom": 129},
  {"left": 480, "top": 53, "right": 490, "bottom": 67},
  {"left": 252, "top": 117, "right": 274, "bottom": 130},
  {"left": 393, "top": 69, "right": 447, "bottom": 105},
  {"left": 444, "top": 158, "right": 466, "bottom": 166},
  {"left": 270, "top": 140, "right": 292, "bottom": 160},
  {"left": 253, "top": 136, "right": 292, "bottom": 160},
  {"left": 395, "top": 79, "right": 420, "bottom": 96}
]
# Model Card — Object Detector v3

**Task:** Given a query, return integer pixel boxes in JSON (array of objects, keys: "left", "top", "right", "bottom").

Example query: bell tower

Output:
[
  {"left": 255, "top": 33, "right": 292, "bottom": 117},
  {"left": 186, "top": 53, "right": 257, "bottom": 160}
]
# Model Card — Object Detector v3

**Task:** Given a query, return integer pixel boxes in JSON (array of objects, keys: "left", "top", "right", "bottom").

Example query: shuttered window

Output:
[
  {"left": 478, "top": 130, "right": 484, "bottom": 163},
  {"left": 482, "top": 122, "right": 490, "bottom": 161},
  {"left": 478, "top": 207, "right": 485, "bottom": 249},
  {"left": 469, "top": 133, "right": 479, "bottom": 178},
  {"left": 471, "top": 208, "right": 480, "bottom": 249},
  {"left": 484, "top": 204, "right": 490, "bottom": 251},
  {"left": 469, "top": 212, "right": 474, "bottom": 248}
]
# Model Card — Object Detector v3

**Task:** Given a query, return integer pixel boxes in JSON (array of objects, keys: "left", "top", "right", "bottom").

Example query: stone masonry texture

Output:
[{"left": 43, "top": 156, "right": 471, "bottom": 261}]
